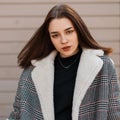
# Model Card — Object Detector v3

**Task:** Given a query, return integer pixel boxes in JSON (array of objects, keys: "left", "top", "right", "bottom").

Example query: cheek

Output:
[
  {"left": 73, "top": 35, "right": 79, "bottom": 45},
  {"left": 76, "top": 35, "right": 79, "bottom": 44},
  {"left": 50, "top": 38, "right": 55, "bottom": 45},
  {"left": 51, "top": 40, "right": 59, "bottom": 48},
  {"left": 50, "top": 38, "right": 54, "bottom": 44}
]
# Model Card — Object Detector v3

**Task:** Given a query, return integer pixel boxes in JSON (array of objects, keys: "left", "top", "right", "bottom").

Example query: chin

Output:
[{"left": 61, "top": 51, "right": 75, "bottom": 58}]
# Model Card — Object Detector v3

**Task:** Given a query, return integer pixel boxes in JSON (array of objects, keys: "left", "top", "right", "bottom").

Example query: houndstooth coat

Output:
[{"left": 8, "top": 49, "right": 120, "bottom": 120}]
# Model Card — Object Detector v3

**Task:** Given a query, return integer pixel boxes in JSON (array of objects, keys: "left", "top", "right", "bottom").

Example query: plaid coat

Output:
[{"left": 8, "top": 49, "right": 120, "bottom": 120}]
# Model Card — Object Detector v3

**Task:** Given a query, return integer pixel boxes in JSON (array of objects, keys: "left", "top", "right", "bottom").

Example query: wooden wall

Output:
[{"left": 0, "top": 0, "right": 119, "bottom": 119}]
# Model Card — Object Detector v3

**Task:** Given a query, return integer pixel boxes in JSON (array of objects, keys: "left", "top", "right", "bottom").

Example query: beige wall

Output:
[{"left": 0, "top": 0, "right": 120, "bottom": 119}]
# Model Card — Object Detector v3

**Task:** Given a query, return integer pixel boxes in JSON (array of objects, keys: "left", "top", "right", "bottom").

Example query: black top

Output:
[{"left": 54, "top": 50, "right": 81, "bottom": 120}]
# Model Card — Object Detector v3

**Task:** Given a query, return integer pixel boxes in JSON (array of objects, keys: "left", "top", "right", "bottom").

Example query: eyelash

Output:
[
  {"left": 51, "top": 30, "right": 74, "bottom": 38},
  {"left": 66, "top": 30, "right": 74, "bottom": 34},
  {"left": 51, "top": 34, "right": 59, "bottom": 38}
]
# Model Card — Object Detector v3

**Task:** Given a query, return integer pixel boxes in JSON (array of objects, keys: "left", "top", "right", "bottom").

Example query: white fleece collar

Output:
[{"left": 31, "top": 49, "right": 104, "bottom": 120}]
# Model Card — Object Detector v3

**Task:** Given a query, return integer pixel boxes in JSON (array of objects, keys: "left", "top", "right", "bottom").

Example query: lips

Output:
[{"left": 62, "top": 46, "right": 71, "bottom": 51}]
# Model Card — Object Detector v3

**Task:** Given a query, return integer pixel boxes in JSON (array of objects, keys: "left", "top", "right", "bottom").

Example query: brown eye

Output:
[
  {"left": 66, "top": 30, "right": 74, "bottom": 35},
  {"left": 51, "top": 34, "right": 59, "bottom": 38}
]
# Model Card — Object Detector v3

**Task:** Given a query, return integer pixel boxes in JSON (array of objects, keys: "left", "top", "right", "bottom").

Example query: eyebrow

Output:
[{"left": 50, "top": 27, "right": 73, "bottom": 34}]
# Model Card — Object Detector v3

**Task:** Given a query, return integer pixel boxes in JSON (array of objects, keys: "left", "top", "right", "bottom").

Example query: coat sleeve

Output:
[
  {"left": 7, "top": 77, "right": 22, "bottom": 120},
  {"left": 108, "top": 59, "right": 120, "bottom": 120},
  {"left": 7, "top": 67, "right": 32, "bottom": 120},
  {"left": 7, "top": 68, "right": 27, "bottom": 120}
]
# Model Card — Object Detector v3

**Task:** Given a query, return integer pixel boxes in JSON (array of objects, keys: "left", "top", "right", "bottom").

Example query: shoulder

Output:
[
  {"left": 99, "top": 55, "right": 118, "bottom": 80},
  {"left": 16, "top": 66, "right": 38, "bottom": 94},
  {"left": 100, "top": 55, "right": 113, "bottom": 64},
  {"left": 99, "top": 55, "right": 115, "bottom": 70},
  {"left": 18, "top": 66, "right": 34, "bottom": 86}
]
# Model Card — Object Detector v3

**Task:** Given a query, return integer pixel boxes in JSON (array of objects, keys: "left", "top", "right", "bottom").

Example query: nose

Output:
[{"left": 61, "top": 35, "right": 68, "bottom": 44}]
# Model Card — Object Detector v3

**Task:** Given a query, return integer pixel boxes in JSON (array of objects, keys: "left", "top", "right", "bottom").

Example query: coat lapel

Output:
[
  {"left": 31, "top": 51, "right": 57, "bottom": 120},
  {"left": 72, "top": 49, "right": 104, "bottom": 120},
  {"left": 31, "top": 49, "right": 104, "bottom": 120}
]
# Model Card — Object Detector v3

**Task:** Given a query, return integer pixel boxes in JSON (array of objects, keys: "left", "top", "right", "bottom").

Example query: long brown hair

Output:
[{"left": 18, "top": 4, "right": 112, "bottom": 68}]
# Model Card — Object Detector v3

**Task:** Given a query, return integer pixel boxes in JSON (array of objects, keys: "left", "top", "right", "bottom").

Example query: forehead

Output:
[{"left": 48, "top": 17, "right": 74, "bottom": 31}]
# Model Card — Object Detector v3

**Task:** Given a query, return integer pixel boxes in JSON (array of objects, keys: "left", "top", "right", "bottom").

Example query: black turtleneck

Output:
[{"left": 54, "top": 50, "right": 81, "bottom": 120}]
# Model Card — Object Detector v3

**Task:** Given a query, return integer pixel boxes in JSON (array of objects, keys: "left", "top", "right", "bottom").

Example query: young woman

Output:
[{"left": 8, "top": 4, "right": 120, "bottom": 120}]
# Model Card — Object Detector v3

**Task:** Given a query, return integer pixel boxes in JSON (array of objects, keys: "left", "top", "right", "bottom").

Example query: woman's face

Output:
[{"left": 48, "top": 17, "right": 79, "bottom": 58}]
